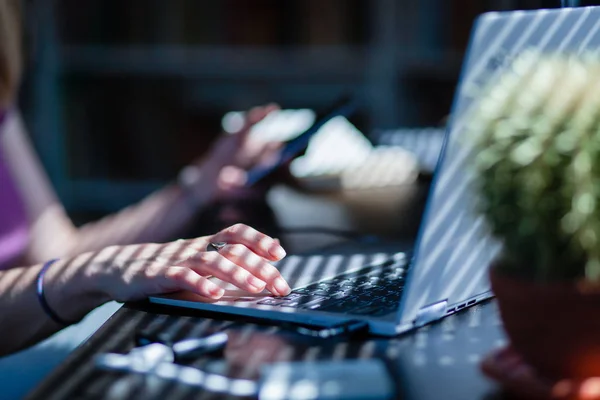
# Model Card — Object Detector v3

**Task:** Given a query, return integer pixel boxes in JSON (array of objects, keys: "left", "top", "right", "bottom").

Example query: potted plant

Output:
[{"left": 468, "top": 51, "right": 600, "bottom": 382}]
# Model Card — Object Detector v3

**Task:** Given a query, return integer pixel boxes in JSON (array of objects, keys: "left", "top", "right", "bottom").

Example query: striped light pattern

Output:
[{"left": 400, "top": 7, "right": 600, "bottom": 324}]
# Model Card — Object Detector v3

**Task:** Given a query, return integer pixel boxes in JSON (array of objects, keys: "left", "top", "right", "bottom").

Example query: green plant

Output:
[{"left": 468, "top": 51, "right": 600, "bottom": 282}]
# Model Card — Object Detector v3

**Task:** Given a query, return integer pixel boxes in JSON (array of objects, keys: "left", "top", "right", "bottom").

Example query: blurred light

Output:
[
  {"left": 552, "top": 380, "right": 573, "bottom": 398},
  {"left": 230, "top": 379, "right": 258, "bottom": 396},
  {"left": 289, "top": 379, "right": 319, "bottom": 399},
  {"left": 155, "top": 363, "right": 179, "bottom": 380},
  {"left": 261, "top": 381, "right": 289, "bottom": 400},
  {"left": 438, "top": 356, "right": 455, "bottom": 366},
  {"left": 250, "top": 109, "right": 316, "bottom": 142},
  {"left": 178, "top": 365, "right": 202, "bottom": 385},
  {"left": 467, "top": 354, "right": 480, "bottom": 364},
  {"left": 205, "top": 374, "right": 230, "bottom": 392},
  {"left": 222, "top": 112, "right": 245, "bottom": 134},
  {"left": 580, "top": 378, "right": 600, "bottom": 399}
]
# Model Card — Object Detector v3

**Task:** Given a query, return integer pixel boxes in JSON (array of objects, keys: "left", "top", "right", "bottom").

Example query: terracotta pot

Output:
[{"left": 491, "top": 266, "right": 600, "bottom": 380}]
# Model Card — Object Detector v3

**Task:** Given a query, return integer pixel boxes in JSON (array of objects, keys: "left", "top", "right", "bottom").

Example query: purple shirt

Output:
[{"left": 0, "top": 112, "right": 29, "bottom": 268}]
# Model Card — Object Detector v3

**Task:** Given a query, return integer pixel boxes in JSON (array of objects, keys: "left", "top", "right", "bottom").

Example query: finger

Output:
[
  {"left": 219, "top": 243, "right": 291, "bottom": 296},
  {"left": 186, "top": 251, "right": 268, "bottom": 294},
  {"left": 246, "top": 103, "right": 280, "bottom": 126},
  {"left": 232, "top": 104, "right": 281, "bottom": 149},
  {"left": 213, "top": 223, "right": 286, "bottom": 261},
  {"left": 162, "top": 266, "right": 225, "bottom": 299},
  {"left": 252, "top": 141, "right": 282, "bottom": 166}
]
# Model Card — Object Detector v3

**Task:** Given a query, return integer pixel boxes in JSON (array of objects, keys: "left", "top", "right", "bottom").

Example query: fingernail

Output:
[
  {"left": 270, "top": 245, "right": 286, "bottom": 260},
  {"left": 248, "top": 276, "right": 266, "bottom": 291},
  {"left": 208, "top": 283, "right": 225, "bottom": 298},
  {"left": 274, "top": 277, "right": 291, "bottom": 296}
]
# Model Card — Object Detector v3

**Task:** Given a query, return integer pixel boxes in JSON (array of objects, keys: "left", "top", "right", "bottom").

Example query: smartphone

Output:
[{"left": 244, "top": 97, "right": 358, "bottom": 187}]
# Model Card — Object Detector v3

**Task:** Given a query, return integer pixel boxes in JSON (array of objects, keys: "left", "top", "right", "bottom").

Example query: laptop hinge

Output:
[{"left": 414, "top": 299, "right": 448, "bottom": 328}]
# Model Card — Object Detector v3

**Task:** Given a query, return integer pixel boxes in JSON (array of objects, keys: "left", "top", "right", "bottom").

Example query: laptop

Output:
[{"left": 150, "top": 6, "right": 600, "bottom": 336}]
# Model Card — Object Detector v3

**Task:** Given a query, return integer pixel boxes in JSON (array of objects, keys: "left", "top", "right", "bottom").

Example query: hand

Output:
[
  {"left": 77, "top": 224, "right": 291, "bottom": 306},
  {"left": 191, "top": 104, "right": 283, "bottom": 201}
]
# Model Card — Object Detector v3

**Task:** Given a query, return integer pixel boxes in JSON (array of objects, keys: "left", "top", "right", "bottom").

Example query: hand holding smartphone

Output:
[{"left": 244, "top": 97, "right": 358, "bottom": 187}]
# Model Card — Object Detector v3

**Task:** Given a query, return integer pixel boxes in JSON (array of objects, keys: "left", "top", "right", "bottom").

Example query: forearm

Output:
[
  {"left": 0, "top": 253, "right": 109, "bottom": 356},
  {"left": 68, "top": 183, "right": 211, "bottom": 256}
]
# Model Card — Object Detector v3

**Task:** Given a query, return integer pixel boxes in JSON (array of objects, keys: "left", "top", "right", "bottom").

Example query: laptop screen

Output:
[{"left": 398, "top": 7, "right": 600, "bottom": 324}]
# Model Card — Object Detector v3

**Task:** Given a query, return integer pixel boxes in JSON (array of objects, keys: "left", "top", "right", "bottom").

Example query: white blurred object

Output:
[
  {"left": 290, "top": 117, "right": 419, "bottom": 191},
  {"left": 223, "top": 109, "right": 420, "bottom": 191},
  {"left": 374, "top": 127, "right": 446, "bottom": 174},
  {"left": 259, "top": 360, "right": 394, "bottom": 400},
  {"left": 290, "top": 116, "right": 372, "bottom": 177},
  {"left": 222, "top": 109, "right": 316, "bottom": 141},
  {"left": 222, "top": 111, "right": 246, "bottom": 134}
]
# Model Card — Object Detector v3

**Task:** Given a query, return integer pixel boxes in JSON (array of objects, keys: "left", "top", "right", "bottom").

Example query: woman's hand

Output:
[
  {"left": 186, "top": 104, "right": 283, "bottom": 202},
  {"left": 0, "top": 224, "right": 290, "bottom": 355},
  {"left": 96, "top": 223, "right": 291, "bottom": 303},
  {"left": 49, "top": 223, "right": 292, "bottom": 324}
]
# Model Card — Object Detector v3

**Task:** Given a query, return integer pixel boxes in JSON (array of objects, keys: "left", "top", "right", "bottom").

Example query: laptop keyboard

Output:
[{"left": 256, "top": 254, "right": 408, "bottom": 317}]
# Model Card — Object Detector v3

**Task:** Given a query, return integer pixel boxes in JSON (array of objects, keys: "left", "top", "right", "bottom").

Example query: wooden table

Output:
[{"left": 26, "top": 182, "right": 508, "bottom": 400}]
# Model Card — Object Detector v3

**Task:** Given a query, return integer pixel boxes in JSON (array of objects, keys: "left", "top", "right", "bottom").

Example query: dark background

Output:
[{"left": 18, "top": 0, "right": 597, "bottom": 216}]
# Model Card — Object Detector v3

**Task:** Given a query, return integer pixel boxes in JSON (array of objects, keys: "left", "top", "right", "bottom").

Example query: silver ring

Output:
[{"left": 207, "top": 242, "right": 227, "bottom": 252}]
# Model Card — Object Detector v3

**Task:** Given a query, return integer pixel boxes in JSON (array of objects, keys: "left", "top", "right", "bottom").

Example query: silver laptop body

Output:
[{"left": 150, "top": 6, "right": 600, "bottom": 336}]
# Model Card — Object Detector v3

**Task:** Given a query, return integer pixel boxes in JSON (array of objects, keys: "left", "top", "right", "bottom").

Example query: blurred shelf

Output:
[
  {"left": 181, "top": 82, "right": 366, "bottom": 110},
  {"left": 61, "top": 45, "right": 368, "bottom": 79},
  {"left": 26, "top": 0, "right": 473, "bottom": 213},
  {"left": 61, "top": 45, "right": 464, "bottom": 80}
]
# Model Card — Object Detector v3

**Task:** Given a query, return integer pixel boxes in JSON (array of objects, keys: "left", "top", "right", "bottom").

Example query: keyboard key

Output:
[
  {"left": 322, "top": 299, "right": 367, "bottom": 313},
  {"left": 358, "top": 291, "right": 381, "bottom": 299},
  {"left": 257, "top": 299, "right": 286, "bottom": 306},
  {"left": 280, "top": 293, "right": 306, "bottom": 301},
  {"left": 307, "top": 289, "right": 333, "bottom": 297},
  {"left": 280, "top": 301, "right": 302, "bottom": 308},
  {"left": 267, "top": 257, "right": 411, "bottom": 315},
  {"left": 316, "top": 282, "right": 335, "bottom": 290},
  {"left": 366, "top": 270, "right": 386, "bottom": 278},
  {"left": 299, "top": 296, "right": 328, "bottom": 307},
  {"left": 302, "top": 298, "right": 344, "bottom": 310},
  {"left": 292, "top": 288, "right": 312, "bottom": 294},
  {"left": 338, "top": 279, "right": 359, "bottom": 288},
  {"left": 370, "top": 287, "right": 396, "bottom": 297},
  {"left": 358, "top": 282, "right": 376, "bottom": 289},
  {"left": 331, "top": 291, "right": 352, "bottom": 299}
]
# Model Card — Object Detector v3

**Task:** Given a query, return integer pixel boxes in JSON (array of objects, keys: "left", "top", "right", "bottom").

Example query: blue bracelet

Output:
[{"left": 36, "top": 259, "right": 72, "bottom": 325}]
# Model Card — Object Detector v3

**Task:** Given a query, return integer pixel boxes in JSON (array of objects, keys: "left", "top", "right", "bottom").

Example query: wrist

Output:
[
  {"left": 42, "top": 250, "right": 114, "bottom": 323},
  {"left": 36, "top": 260, "right": 74, "bottom": 325}
]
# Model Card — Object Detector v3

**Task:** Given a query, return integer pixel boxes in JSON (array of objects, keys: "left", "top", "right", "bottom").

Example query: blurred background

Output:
[{"left": 17, "top": 0, "right": 597, "bottom": 223}]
